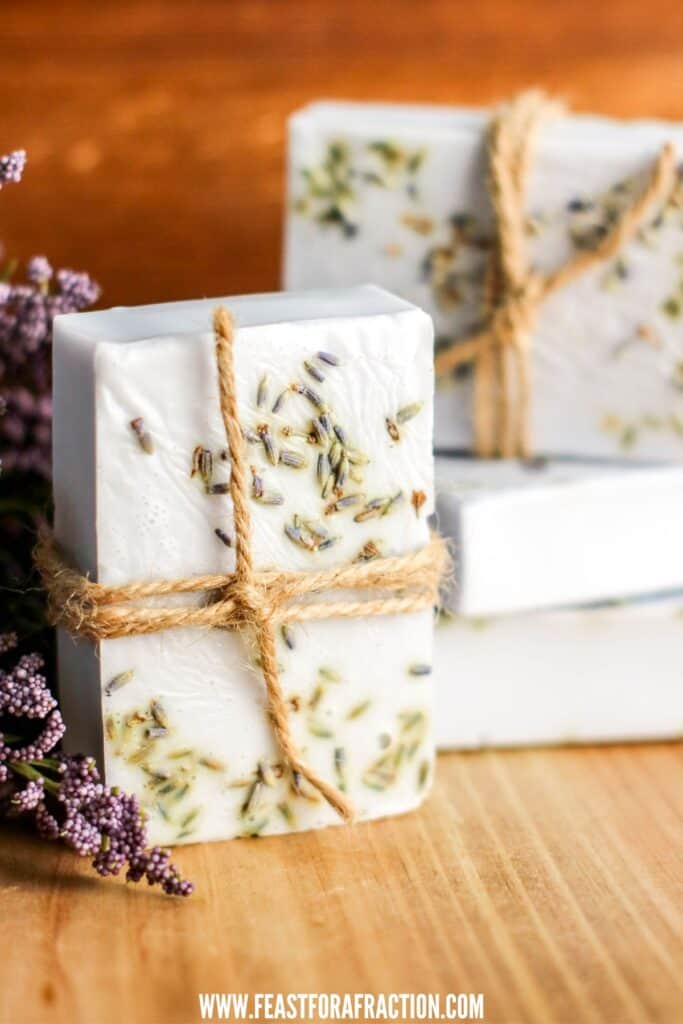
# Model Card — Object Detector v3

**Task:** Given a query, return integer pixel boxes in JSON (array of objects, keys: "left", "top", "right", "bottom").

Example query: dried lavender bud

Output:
[
  {"left": 250, "top": 465, "right": 264, "bottom": 499},
  {"left": 272, "top": 388, "right": 290, "bottom": 415},
  {"left": 316, "top": 351, "right": 340, "bottom": 366},
  {"left": 104, "top": 669, "right": 135, "bottom": 697},
  {"left": 385, "top": 417, "right": 400, "bottom": 442},
  {"left": 279, "top": 449, "right": 307, "bottom": 469},
  {"left": 294, "top": 382, "right": 324, "bottom": 410},
  {"left": 281, "top": 624, "right": 296, "bottom": 650},
  {"left": 214, "top": 528, "right": 232, "bottom": 547},
  {"left": 317, "top": 452, "right": 330, "bottom": 485},
  {"left": 257, "top": 424, "right": 278, "bottom": 465},
  {"left": 304, "top": 360, "right": 325, "bottom": 383},
  {"left": 130, "top": 417, "right": 154, "bottom": 454},
  {"left": 396, "top": 401, "right": 423, "bottom": 424},
  {"left": 191, "top": 445, "right": 213, "bottom": 486},
  {"left": 257, "top": 491, "right": 285, "bottom": 506},
  {"left": 256, "top": 374, "right": 269, "bottom": 409}
]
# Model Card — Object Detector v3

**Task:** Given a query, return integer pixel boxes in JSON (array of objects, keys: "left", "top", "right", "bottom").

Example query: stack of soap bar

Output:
[
  {"left": 435, "top": 599, "right": 683, "bottom": 750},
  {"left": 285, "top": 101, "right": 683, "bottom": 458},
  {"left": 53, "top": 285, "right": 436, "bottom": 845},
  {"left": 435, "top": 455, "right": 683, "bottom": 616}
]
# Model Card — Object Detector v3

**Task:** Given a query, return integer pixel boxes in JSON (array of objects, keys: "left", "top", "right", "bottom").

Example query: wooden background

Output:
[{"left": 2, "top": 2, "right": 683, "bottom": 1022}]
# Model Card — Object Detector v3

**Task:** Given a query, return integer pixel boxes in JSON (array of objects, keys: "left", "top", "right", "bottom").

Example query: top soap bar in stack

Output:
[
  {"left": 53, "top": 285, "right": 437, "bottom": 845},
  {"left": 436, "top": 455, "right": 683, "bottom": 616},
  {"left": 285, "top": 100, "right": 683, "bottom": 459}
]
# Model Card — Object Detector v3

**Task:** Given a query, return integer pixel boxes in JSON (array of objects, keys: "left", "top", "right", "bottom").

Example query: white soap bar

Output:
[
  {"left": 53, "top": 285, "right": 436, "bottom": 845},
  {"left": 284, "top": 101, "right": 683, "bottom": 459},
  {"left": 435, "top": 598, "right": 683, "bottom": 750},
  {"left": 436, "top": 455, "right": 683, "bottom": 616}
]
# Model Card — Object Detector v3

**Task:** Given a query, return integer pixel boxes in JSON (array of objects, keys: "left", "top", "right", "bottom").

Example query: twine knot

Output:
[{"left": 434, "top": 90, "right": 678, "bottom": 458}]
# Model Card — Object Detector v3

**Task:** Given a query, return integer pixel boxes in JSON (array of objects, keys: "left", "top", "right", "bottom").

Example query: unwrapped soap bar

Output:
[
  {"left": 435, "top": 598, "right": 683, "bottom": 750},
  {"left": 435, "top": 455, "right": 683, "bottom": 616},
  {"left": 285, "top": 101, "right": 683, "bottom": 459},
  {"left": 53, "top": 285, "right": 436, "bottom": 845}
]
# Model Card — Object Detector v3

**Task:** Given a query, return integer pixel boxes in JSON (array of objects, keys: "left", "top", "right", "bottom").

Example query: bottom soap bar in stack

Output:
[{"left": 435, "top": 597, "right": 683, "bottom": 750}]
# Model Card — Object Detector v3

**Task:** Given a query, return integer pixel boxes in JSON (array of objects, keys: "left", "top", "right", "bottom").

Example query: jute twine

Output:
[
  {"left": 36, "top": 306, "right": 449, "bottom": 823},
  {"left": 434, "top": 90, "right": 678, "bottom": 458}
]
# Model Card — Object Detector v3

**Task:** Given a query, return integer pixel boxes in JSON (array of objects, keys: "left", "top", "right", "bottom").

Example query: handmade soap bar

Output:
[
  {"left": 435, "top": 598, "right": 683, "bottom": 750},
  {"left": 435, "top": 455, "right": 683, "bottom": 616},
  {"left": 53, "top": 285, "right": 436, "bottom": 845},
  {"left": 285, "top": 101, "right": 683, "bottom": 458}
]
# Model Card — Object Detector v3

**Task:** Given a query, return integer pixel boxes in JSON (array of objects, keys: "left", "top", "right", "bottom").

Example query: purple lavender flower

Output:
[
  {"left": 0, "top": 150, "right": 26, "bottom": 189},
  {"left": 0, "top": 149, "right": 100, "bottom": 479},
  {"left": 26, "top": 256, "right": 53, "bottom": 285},
  {"left": 0, "top": 646, "right": 193, "bottom": 897}
]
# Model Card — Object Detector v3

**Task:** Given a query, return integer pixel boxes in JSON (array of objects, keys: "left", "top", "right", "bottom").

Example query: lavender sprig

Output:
[
  {"left": 0, "top": 638, "right": 193, "bottom": 897},
  {"left": 0, "top": 150, "right": 101, "bottom": 478}
]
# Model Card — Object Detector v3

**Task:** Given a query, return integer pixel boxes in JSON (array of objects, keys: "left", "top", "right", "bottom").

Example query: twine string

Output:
[
  {"left": 37, "top": 307, "right": 449, "bottom": 824},
  {"left": 434, "top": 89, "right": 678, "bottom": 457}
]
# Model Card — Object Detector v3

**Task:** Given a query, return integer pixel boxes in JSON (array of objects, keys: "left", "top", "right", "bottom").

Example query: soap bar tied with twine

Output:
[
  {"left": 36, "top": 306, "right": 449, "bottom": 824},
  {"left": 434, "top": 90, "right": 678, "bottom": 458}
]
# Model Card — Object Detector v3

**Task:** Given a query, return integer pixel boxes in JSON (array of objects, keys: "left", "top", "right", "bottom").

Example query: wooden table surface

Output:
[
  {"left": 1, "top": 744, "right": 681, "bottom": 1024},
  {"left": 2, "top": 2, "right": 683, "bottom": 1022}
]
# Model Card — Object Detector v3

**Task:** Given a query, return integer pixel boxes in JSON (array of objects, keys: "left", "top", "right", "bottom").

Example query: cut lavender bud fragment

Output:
[
  {"left": 257, "top": 424, "right": 278, "bottom": 465},
  {"left": 396, "top": 401, "right": 424, "bottom": 424},
  {"left": 295, "top": 382, "right": 325, "bottom": 410},
  {"left": 317, "top": 452, "right": 330, "bottom": 484},
  {"left": 385, "top": 417, "right": 400, "bottom": 442},
  {"left": 105, "top": 670, "right": 135, "bottom": 697},
  {"left": 258, "top": 491, "right": 285, "bottom": 506},
  {"left": 279, "top": 449, "right": 307, "bottom": 469},
  {"left": 130, "top": 417, "right": 154, "bottom": 454},
  {"left": 311, "top": 417, "right": 328, "bottom": 444},
  {"left": 192, "top": 446, "right": 214, "bottom": 486},
  {"left": 272, "top": 388, "right": 290, "bottom": 415},
  {"left": 281, "top": 624, "right": 296, "bottom": 650},
  {"left": 250, "top": 465, "right": 264, "bottom": 499},
  {"left": 304, "top": 360, "right": 325, "bottom": 383},
  {"left": 256, "top": 374, "right": 269, "bottom": 409},
  {"left": 325, "top": 492, "right": 364, "bottom": 514},
  {"left": 316, "top": 350, "right": 340, "bottom": 366}
]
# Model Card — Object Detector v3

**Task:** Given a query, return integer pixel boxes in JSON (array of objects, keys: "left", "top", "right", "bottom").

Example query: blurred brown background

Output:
[{"left": 3, "top": 0, "right": 683, "bottom": 308}]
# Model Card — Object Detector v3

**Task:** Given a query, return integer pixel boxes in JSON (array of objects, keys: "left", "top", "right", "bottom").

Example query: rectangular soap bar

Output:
[
  {"left": 435, "top": 454, "right": 683, "bottom": 616},
  {"left": 435, "top": 598, "right": 683, "bottom": 750},
  {"left": 53, "top": 285, "right": 436, "bottom": 845},
  {"left": 285, "top": 101, "right": 683, "bottom": 459}
]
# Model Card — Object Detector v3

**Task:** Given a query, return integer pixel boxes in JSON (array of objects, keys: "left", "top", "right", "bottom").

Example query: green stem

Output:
[{"left": 9, "top": 760, "right": 60, "bottom": 795}]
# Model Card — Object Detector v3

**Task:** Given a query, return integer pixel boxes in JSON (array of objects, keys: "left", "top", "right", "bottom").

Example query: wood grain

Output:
[
  {"left": 2, "top": 3, "right": 683, "bottom": 1022},
  {"left": 1, "top": 744, "right": 682, "bottom": 1024}
]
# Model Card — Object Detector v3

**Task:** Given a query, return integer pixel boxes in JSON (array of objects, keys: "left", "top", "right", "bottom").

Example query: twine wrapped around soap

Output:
[
  {"left": 434, "top": 90, "right": 678, "bottom": 458},
  {"left": 36, "top": 306, "right": 449, "bottom": 824}
]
